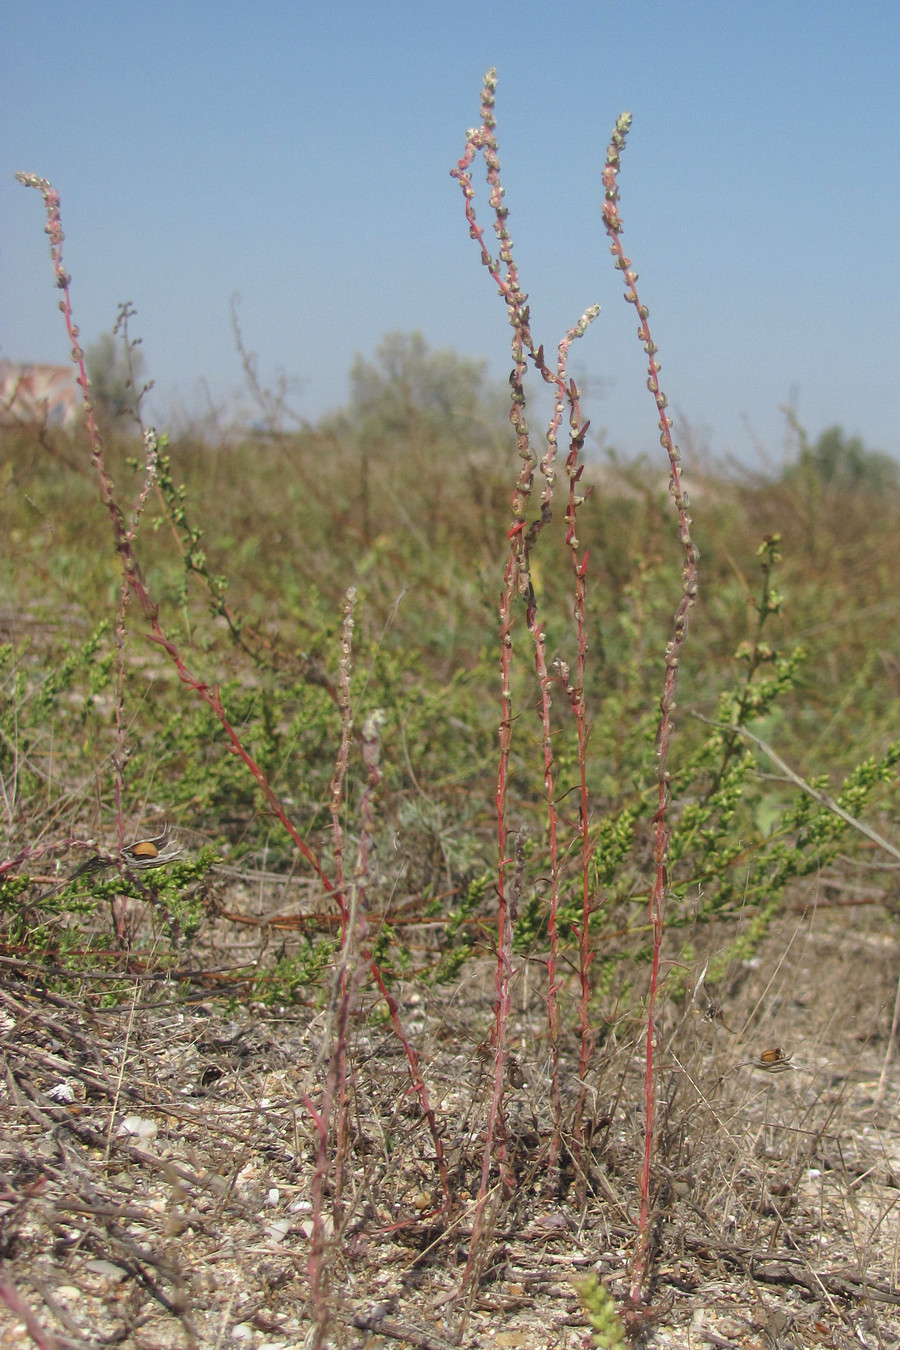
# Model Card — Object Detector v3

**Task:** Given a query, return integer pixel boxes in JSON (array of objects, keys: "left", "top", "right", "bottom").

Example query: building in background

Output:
[{"left": 0, "top": 361, "right": 80, "bottom": 430}]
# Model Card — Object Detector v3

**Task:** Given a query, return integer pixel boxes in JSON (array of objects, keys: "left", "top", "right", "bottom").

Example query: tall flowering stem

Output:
[
  {"left": 16, "top": 171, "right": 449, "bottom": 1212},
  {"left": 600, "top": 116, "right": 700, "bottom": 1305},
  {"left": 15, "top": 174, "right": 337, "bottom": 891},
  {"left": 534, "top": 326, "right": 597, "bottom": 1167},
  {"left": 554, "top": 351, "right": 596, "bottom": 1165},
  {"left": 452, "top": 69, "right": 537, "bottom": 1213},
  {"left": 14, "top": 172, "right": 136, "bottom": 938}
]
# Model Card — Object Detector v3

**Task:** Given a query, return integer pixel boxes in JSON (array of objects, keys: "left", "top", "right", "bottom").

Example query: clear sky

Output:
[{"left": 3, "top": 1, "right": 899, "bottom": 466}]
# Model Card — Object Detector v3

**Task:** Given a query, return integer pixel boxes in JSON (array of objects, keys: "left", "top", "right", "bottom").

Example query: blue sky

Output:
[{"left": 3, "top": 1, "right": 899, "bottom": 466}]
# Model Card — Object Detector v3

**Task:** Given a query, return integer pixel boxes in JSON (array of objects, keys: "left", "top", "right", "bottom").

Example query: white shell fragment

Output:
[{"left": 117, "top": 1114, "right": 158, "bottom": 1143}]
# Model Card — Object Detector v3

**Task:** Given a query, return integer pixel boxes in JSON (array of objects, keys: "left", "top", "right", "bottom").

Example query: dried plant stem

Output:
[
  {"left": 306, "top": 894, "right": 368, "bottom": 1349},
  {"left": 111, "top": 431, "right": 162, "bottom": 945},
  {"left": 600, "top": 116, "right": 699, "bottom": 1306},
  {"left": 701, "top": 717, "right": 900, "bottom": 863},
  {"left": 307, "top": 587, "right": 359, "bottom": 1305},
  {"left": 328, "top": 591, "right": 357, "bottom": 949}
]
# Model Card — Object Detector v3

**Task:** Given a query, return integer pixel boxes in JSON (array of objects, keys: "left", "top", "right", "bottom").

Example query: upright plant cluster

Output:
[
  {"left": 450, "top": 70, "right": 701, "bottom": 1307},
  {"left": 451, "top": 68, "right": 599, "bottom": 1239},
  {"left": 5, "top": 68, "right": 900, "bottom": 1347}
]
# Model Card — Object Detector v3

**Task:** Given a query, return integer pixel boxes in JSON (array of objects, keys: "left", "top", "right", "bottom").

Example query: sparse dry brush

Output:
[{"left": 2, "top": 68, "right": 900, "bottom": 1350}]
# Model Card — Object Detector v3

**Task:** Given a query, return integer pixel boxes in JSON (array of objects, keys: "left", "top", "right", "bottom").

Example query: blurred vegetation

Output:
[
  {"left": 2, "top": 333, "right": 899, "bottom": 1003},
  {"left": 84, "top": 303, "right": 149, "bottom": 427}
]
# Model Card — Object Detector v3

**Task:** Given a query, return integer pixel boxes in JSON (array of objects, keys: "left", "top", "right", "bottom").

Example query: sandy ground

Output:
[{"left": 2, "top": 901, "right": 900, "bottom": 1349}]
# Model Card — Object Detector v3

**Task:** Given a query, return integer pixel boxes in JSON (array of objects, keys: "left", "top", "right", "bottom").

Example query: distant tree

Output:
[
  {"left": 788, "top": 421, "right": 898, "bottom": 492},
  {"left": 333, "top": 331, "right": 506, "bottom": 444},
  {"left": 320, "top": 331, "right": 510, "bottom": 543}
]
